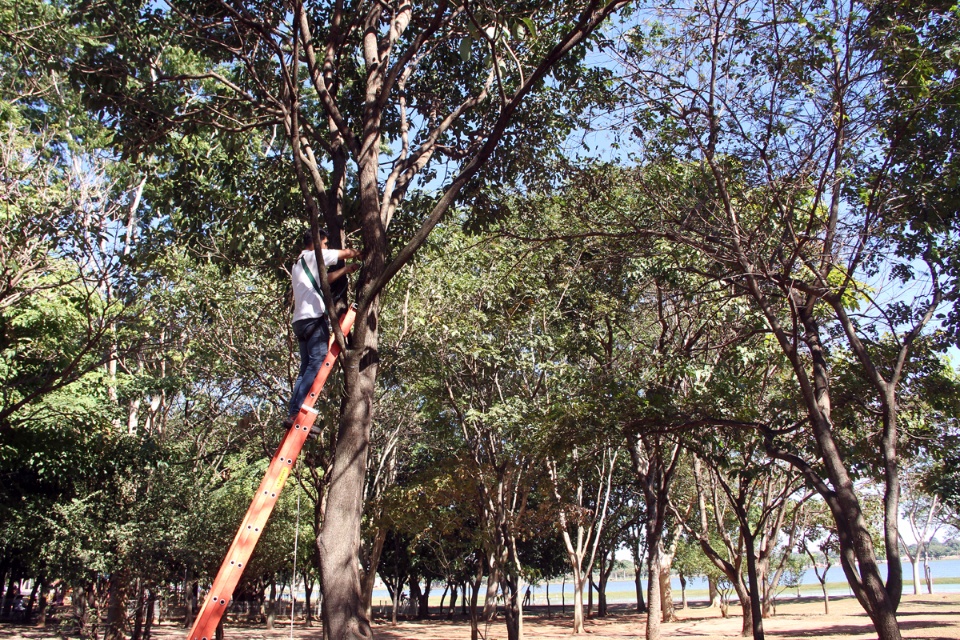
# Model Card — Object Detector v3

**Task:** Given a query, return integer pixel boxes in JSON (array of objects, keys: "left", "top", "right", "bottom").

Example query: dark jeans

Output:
[{"left": 287, "top": 316, "right": 330, "bottom": 417}]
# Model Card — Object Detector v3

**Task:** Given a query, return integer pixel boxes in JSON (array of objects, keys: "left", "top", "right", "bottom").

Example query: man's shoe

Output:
[{"left": 281, "top": 416, "right": 295, "bottom": 430}]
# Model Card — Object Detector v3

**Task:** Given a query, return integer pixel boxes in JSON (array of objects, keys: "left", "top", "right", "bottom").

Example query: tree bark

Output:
[
  {"left": 317, "top": 310, "right": 378, "bottom": 640},
  {"left": 646, "top": 550, "right": 662, "bottom": 640},
  {"left": 658, "top": 551, "right": 677, "bottom": 623},
  {"left": 104, "top": 570, "right": 130, "bottom": 640}
]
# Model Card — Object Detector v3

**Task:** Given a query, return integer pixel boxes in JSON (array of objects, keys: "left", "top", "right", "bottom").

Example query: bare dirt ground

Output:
[{"left": 2, "top": 593, "right": 958, "bottom": 640}]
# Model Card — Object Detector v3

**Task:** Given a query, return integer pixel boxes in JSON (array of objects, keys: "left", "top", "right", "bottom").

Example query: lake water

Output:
[{"left": 370, "top": 558, "right": 960, "bottom": 604}]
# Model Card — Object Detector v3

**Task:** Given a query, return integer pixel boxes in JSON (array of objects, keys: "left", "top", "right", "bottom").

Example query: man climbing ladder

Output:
[
  {"left": 186, "top": 307, "right": 355, "bottom": 640},
  {"left": 186, "top": 229, "right": 360, "bottom": 640}
]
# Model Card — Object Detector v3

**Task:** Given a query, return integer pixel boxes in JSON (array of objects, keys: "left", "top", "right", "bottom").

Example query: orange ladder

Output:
[{"left": 186, "top": 308, "right": 356, "bottom": 640}]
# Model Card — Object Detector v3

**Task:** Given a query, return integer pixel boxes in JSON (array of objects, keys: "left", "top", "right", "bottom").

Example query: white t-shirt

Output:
[{"left": 292, "top": 248, "right": 340, "bottom": 322}]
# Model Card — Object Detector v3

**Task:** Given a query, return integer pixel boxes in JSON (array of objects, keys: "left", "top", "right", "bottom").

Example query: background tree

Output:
[{"left": 607, "top": 1, "right": 960, "bottom": 637}]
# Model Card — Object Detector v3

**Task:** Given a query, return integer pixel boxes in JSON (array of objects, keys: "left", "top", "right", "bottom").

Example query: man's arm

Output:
[
  {"left": 320, "top": 247, "right": 361, "bottom": 283},
  {"left": 322, "top": 247, "right": 361, "bottom": 265},
  {"left": 328, "top": 261, "right": 360, "bottom": 283}
]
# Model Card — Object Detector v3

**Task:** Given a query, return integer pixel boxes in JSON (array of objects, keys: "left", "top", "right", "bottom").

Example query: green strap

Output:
[{"left": 300, "top": 256, "right": 324, "bottom": 297}]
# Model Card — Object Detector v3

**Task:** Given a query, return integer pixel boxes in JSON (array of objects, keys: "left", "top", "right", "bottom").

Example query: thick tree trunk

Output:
[
  {"left": 658, "top": 555, "right": 676, "bottom": 623},
  {"left": 266, "top": 581, "right": 277, "bottom": 629},
  {"left": 318, "top": 317, "right": 378, "bottom": 640},
  {"left": 482, "top": 560, "right": 499, "bottom": 623},
  {"left": 733, "top": 580, "right": 752, "bottom": 637},
  {"left": 795, "top": 309, "right": 902, "bottom": 640},
  {"left": 500, "top": 573, "right": 521, "bottom": 640},
  {"left": 409, "top": 579, "right": 422, "bottom": 619},
  {"left": 572, "top": 572, "right": 585, "bottom": 633},
  {"left": 708, "top": 576, "right": 720, "bottom": 608},
  {"left": 417, "top": 579, "right": 431, "bottom": 619},
  {"left": 104, "top": 570, "right": 130, "bottom": 640},
  {"left": 646, "top": 553, "right": 662, "bottom": 640}
]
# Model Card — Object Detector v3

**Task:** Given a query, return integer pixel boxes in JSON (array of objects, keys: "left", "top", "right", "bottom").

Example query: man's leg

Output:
[
  {"left": 287, "top": 334, "right": 311, "bottom": 419},
  {"left": 287, "top": 320, "right": 329, "bottom": 418}
]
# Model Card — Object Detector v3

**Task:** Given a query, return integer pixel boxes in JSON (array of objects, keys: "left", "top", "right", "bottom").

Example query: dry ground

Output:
[{"left": 2, "top": 593, "right": 958, "bottom": 640}]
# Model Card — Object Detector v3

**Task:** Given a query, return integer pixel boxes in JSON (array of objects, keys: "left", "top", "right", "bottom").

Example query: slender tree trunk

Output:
[
  {"left": 361, "top": 526, "right": 388, "bottom": 619},
  {"left": 25, "top": 576, "right": 41, "bottom": 623},
  {"left": 35, "top": 579, "right": 48, "bottom": 628},
  {"left": 598, "top": 550, "right": 614, "bottom": 618},
  {"left": 910, "top": 558, "right": 920, "bottom": 595},
  {"left": 76, "top": 584, "right": 89, "bottom": 639},
  {"left": 305, "top": 578, "right": 314, "bottom": 627},
  {"left": 184, "top": 574, "right": 197, "bottom": 628},
  {"left": 132, "top": 580, "right": 145, "bottom": 640},
  {"left": 2, "top": 572, "right": 15, "bottom": 618},
  {"left": 743, "top": 533, "right": 764, "bottom": 640},
  {"left": 880, "top": 398, "right": 903, "bottom": 610},
  {"left": 635, "top": 566, "right": 646, "bottom": 613},
  {"left": 145, "top": 589, "right": 156, "bottom": 640},
  {"left": 587, "top": 576, "right": 593, "bottom": 617},
  {"left": 469, "top": 570, "right": 482, "bottom": 640}
]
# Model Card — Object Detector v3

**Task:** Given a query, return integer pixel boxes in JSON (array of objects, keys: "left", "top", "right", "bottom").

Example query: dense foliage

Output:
[{"left": 2, "top": 2, "right": 959, "bottom": 640}]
